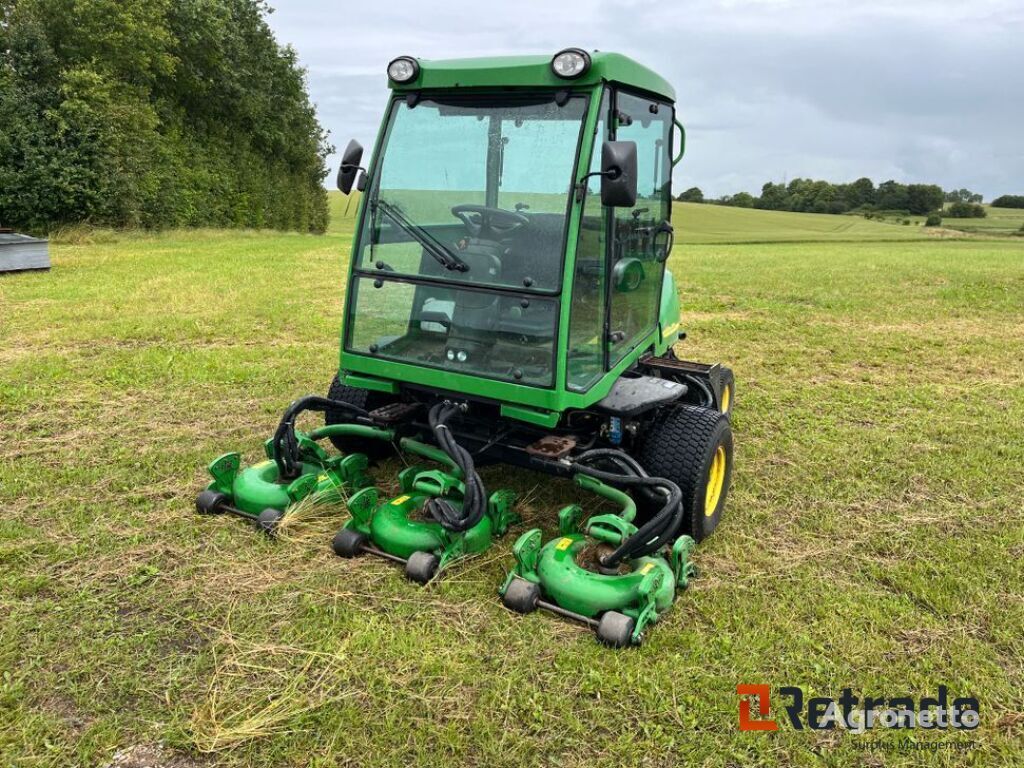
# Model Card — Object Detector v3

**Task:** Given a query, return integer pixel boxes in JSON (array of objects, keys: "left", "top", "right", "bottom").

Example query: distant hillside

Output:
[
  {"left": 672, "top": 202, "right": 929, "bottom": 244},
  {"left": 937, "top": 206, "right": 1024, "bottom": 236},
  {"left": 327, "top": 192, "right": 931, "bottom": 244}
]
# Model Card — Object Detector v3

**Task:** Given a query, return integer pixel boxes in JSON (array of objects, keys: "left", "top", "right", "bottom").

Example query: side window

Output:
[
  {"left": 566, "top": 89, "right": 610, "bottom": 391},
  {"left": 607, "top": 91, "right": 672, "bottom": 366}
]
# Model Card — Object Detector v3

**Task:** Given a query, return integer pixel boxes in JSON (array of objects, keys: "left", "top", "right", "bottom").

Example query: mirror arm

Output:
[{"left": 574, "top": 168, "right": 619, "bottom": 203}]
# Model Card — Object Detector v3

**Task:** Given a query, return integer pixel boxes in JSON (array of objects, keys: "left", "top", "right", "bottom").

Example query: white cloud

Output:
[{"left": 268, "top": 0, "right": 1023, "bottom": 199}]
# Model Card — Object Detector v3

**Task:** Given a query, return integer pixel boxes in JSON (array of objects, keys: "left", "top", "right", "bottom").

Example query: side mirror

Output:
[
  {"left": 600, "top": 140, "right": 638, "bottom": 207},
  {"left": 337, "top": 139, "right": 364, "bottom": 195}
]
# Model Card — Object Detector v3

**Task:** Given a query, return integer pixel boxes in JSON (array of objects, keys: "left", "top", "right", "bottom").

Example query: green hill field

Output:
[
  {"left": 940, "top": 205, "right": 1024, "bottom": 235},
  {"left": 328, "top": 192, "right": 936, "bottom": 244}
]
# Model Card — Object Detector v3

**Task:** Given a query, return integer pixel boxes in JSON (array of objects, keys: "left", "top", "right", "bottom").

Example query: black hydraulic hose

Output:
[
  {"left": 271, "top": 395, "right": 369, "bottom": 480},
  {"left": 680, "top": 374, "right": 714, "bottom": 408},
  {"left": 571, "top": 448, "right": 686, "bottom": 568},
  {"left": 423, "top": 401, "right": 488, "bottom": 533}
]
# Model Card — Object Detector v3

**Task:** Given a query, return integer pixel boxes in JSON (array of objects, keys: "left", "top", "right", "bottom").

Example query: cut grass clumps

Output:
[{"left": 1, "top": 204, "right": 1023, "bottom": 766}]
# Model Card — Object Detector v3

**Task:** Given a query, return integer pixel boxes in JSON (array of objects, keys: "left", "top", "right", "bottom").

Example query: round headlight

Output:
[
  {"left": 551, "top": 48, "right": 591, "bottom": 79},
  {"left": 387, "top": 56, "right": 419, "bottom": 84}
]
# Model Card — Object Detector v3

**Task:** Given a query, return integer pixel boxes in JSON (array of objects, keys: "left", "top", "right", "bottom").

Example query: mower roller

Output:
[{"left": 197, "top": 49, "right": 736, "bottom": 646}]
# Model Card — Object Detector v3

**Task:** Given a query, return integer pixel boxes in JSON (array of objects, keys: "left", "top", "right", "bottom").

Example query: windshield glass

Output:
[{"left": 353, "top": 94, "right": 588, "bottom": 293}]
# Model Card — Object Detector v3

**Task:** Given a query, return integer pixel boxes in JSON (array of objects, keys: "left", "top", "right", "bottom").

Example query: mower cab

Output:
[{"left": 198, "top": 50, "right": 736, "bottom": 646}]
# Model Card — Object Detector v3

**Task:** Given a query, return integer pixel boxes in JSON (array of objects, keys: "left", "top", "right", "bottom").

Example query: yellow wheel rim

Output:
[
  {"left": 721, "top": 384, "right": 731, "bottom": 414},
  {"left": 705, "top": 445, "right": 727, "bottom": 516}
]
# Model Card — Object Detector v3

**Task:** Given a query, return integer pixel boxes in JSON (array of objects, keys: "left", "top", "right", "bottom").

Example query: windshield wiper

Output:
[{"left": 371, "top": 198, "right": 468, "bottom": 273}]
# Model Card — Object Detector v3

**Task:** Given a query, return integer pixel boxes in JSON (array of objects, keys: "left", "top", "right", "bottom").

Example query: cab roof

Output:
[{"left": 387, "top": 51, "right": 675, "bottom": 103}]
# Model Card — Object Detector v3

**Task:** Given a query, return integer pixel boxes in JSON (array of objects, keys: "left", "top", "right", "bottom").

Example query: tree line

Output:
[
  {"left": 676, "top": 179, "right": 1009, "bottom": 219},
  {"left": 0, "top": 0, "right": 330, "bottom": 234},
  {"left": 992, "top": 195, "right": 1024, "bottom": 209}
]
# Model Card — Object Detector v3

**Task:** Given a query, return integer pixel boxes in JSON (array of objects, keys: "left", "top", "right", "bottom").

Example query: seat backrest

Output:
[{"left": 501, "top": 213, "right": 566, "bottom": 291}]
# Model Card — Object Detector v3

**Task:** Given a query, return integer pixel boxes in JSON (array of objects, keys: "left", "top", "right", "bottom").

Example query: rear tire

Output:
[
  {"left": 718, "top": 367, "right": 735, "bottom": 416},
  {"left": 634, "top": 404, "right": 733, "bottom": 543},
  {"left": 325, "top": 375, "right": 395, "bottom": 459}
]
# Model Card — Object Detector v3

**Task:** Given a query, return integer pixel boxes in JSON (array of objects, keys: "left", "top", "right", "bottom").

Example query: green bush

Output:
[
  {"left": 946, "top": 202, "right": 986, "bottom": 219},
  {"left": 0, "top": 0, "right": 330, "bottom": 234},
  {"left": 925, "top": 213, "right": 942, "bottom": 227},
  {"left": 677, "top": 186, "right": 704, "bottom": 203}
]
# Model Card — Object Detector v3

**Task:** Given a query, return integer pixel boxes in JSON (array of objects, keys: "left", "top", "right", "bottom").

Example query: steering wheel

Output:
[{"left": 451, "top": 204, "right": 529, "bottom": 239}]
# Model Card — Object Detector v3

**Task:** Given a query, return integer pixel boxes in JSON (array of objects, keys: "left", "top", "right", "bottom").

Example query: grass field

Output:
[
  {"left": 938, "top": 206, "right": 1024, "bottom": 236},
  {"left": 2, "top": 200, "right": 1023, "bottom": 767}
]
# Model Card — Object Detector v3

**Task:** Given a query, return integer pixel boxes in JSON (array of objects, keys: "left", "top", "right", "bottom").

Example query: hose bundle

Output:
[
  {"left": 271, "top": 395, "right": 369, "bottom": 480},
  {"left": 571, "top": 448, "right": 685, "bottom": 568},
  {"left": 423, "top": 401, "right": 488, "bottom": 532}
]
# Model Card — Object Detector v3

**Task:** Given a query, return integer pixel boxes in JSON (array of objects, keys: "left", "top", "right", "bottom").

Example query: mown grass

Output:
[{"left": 1, "top": 204, "right": 1023, "bottom": 767}]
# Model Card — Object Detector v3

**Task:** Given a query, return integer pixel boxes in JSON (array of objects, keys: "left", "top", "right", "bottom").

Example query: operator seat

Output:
[{"left": 492, "top": 212, "right": 563, "bottom": 342}]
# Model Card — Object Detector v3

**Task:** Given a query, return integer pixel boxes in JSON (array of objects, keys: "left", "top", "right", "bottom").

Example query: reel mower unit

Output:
[{"left": 332, "top": 436, "right": 518, "bottom": 583}]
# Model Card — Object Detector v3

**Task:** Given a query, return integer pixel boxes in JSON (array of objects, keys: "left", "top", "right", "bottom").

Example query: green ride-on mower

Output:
[{"left": 196, "top": 49, "right": 735, "bottom": 645}]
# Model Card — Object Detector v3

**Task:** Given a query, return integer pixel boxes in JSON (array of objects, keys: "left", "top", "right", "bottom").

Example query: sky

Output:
[{"left": 265, "top": 0, "right": 1024, "bottom": 200}]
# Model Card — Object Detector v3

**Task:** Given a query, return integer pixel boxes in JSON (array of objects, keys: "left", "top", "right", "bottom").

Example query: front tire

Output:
[
  {"left": 634, "top": 404, "right": 734, "bottom": 542},
  {"left": 325, "top": 375, "right": 395, "bottom": 459}
]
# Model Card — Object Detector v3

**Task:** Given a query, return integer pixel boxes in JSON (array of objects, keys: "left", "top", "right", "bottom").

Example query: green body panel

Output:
[
  {"left": 499, "top": 403, "right": 559, "bottom": 429},
  {"left": 337, "top": 51, "right": 687, "bottom": 424},
  {"left": 362, "top": 493, "right": 494, "bottom": 560},
  {"left": 340, "top": 324, "right": 665, "bottom": 416},
  {"left": 343, "top": 458, "right": 518, "bottom": 571},
  {"left": 230, "top": 460, "right": 315, "bottom": 515},
  {"left": 387, "top": 52, "right": 675, "bottom": 102},
  {"left": 536, "top": 535, "right": 675, "bottom": 618},
  {"left": 339, "top": 373, "right": 399, "bottom": 395},
  {"left": 656, "top": 268, "right": 683, "bottom": 354}
]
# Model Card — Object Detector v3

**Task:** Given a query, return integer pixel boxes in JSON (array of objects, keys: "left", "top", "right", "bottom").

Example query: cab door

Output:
[{"left": 606, "top": 89, "right": 673, "bottom": 367}]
